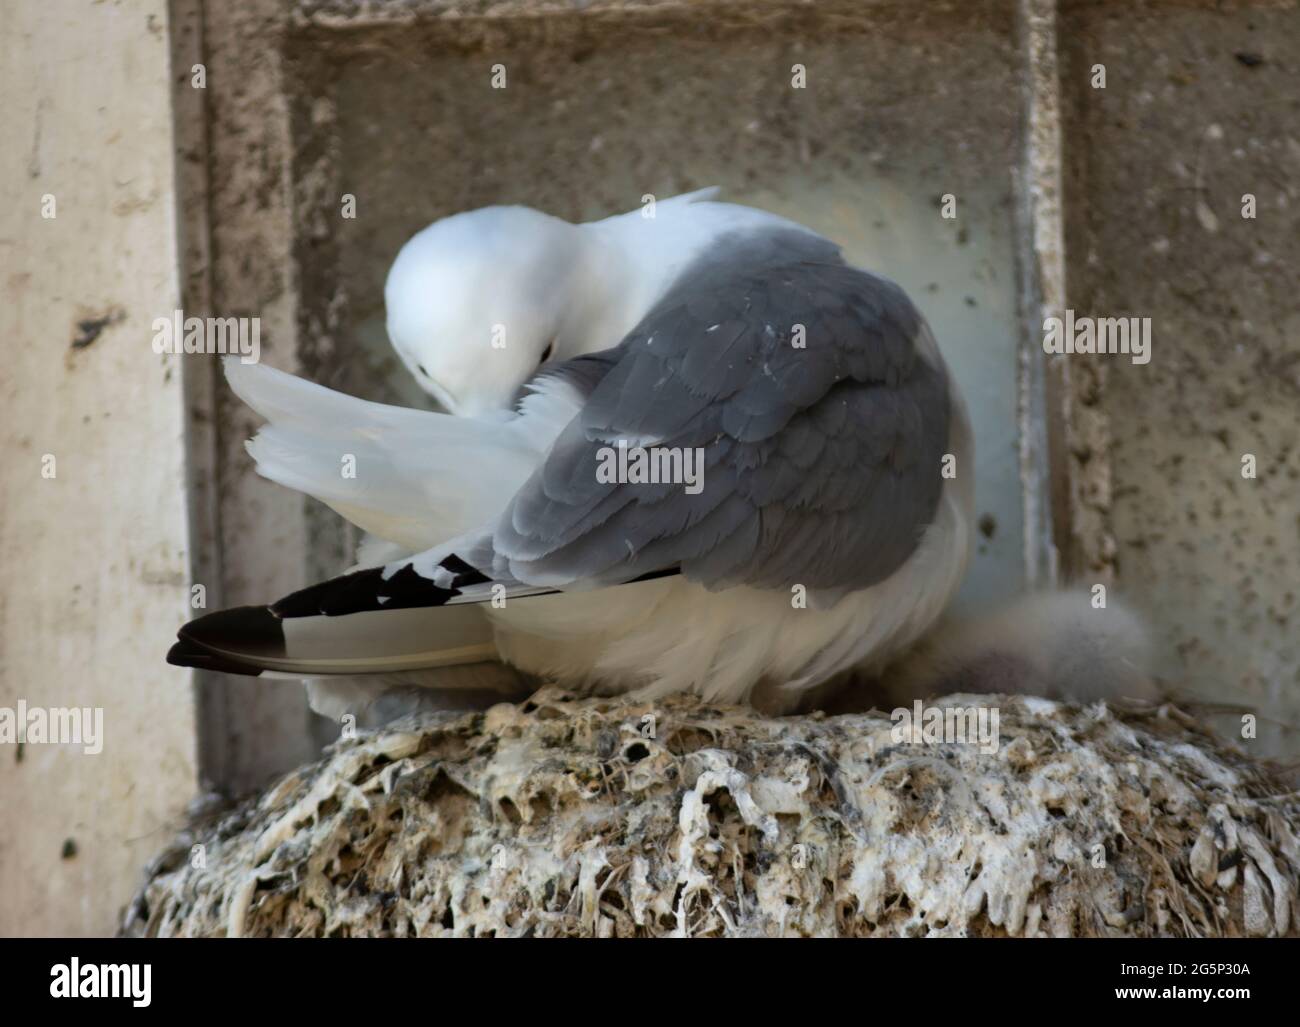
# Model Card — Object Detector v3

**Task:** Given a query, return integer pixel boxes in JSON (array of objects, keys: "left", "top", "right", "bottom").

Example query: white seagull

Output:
[{"left": 169, "top": 189, "right": 981, "bottom": 717}]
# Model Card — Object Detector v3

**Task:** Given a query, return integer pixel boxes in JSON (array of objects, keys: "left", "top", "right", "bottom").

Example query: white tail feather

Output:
[{"left": 224, "top": 358, "right": 543, "bottom": 550}]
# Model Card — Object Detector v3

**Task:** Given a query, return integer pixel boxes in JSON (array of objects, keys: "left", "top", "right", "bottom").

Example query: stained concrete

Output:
[
  {"left": 0, "top": 0, "right": 197, "bottom": 936},
  {"left": 1059, "top": 1, "right": 1300, "bottom": 755}
]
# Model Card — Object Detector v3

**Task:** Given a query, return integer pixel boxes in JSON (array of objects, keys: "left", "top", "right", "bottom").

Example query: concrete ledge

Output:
[{"left": 122, "top": 688, "right": 1300, "bottom": 937}]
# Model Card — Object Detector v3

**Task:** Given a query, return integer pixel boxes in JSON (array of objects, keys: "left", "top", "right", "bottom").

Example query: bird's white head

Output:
[{"left": 384, "top": 206, "right": 585, "bottom": 417}]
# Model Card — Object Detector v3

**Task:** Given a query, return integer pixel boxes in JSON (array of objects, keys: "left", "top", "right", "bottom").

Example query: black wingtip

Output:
[
  {"left": 177, "top": 604, "right": 286, "bottom": 657},
  {"left": 270, "top": 564, "right": 460, "bottom": 618},
  {"left": 166, "top": 637, "right": 266, "bottom": 677},
  {"left": 166, "top": 604, "right": 286, "bottom": 676},
  {"left": 167, "top": 555, "right": 494, "bottom": 673}
]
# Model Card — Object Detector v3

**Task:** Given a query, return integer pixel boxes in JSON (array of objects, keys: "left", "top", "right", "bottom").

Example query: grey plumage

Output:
[{"left": 492, "top": 228, "right": 951, "bottom": 593}]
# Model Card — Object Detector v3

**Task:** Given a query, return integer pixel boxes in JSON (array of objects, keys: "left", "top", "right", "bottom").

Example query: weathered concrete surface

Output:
[
  {"left": 190, "top": 0, "right": 329, "bottom": 794},
  {"left": 123, "top": 689, "right": 1300, "bottom": 938},
  {"left": 1059, "top": 2, "right": 1300, "bottom": 756},
  {"left": 0, "top": 0, "right": 197, "bottom": 935}
]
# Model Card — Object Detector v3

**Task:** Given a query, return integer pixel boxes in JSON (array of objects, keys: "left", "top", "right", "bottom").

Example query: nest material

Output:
[{"left": 122, "top": 688, "right": 1300, "bottom": 937}]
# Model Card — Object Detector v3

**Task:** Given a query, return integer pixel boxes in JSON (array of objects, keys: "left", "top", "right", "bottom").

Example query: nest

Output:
[{"left": 121, "top": 687, "right": 1300, "bottom": 937}]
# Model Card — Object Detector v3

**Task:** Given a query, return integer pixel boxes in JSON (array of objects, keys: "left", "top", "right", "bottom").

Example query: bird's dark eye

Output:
[
  {"left": 417, "top": 363, "right": 430, "bottom": 377},
  {"left": 539, "top": 341, "right": 554, "bottom": 366}
]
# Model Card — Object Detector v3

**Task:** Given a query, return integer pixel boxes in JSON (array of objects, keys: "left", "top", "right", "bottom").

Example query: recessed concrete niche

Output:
[
  {"left": 287, "top": 2, "right": 1032, "bottom": 618},
  {"left": 183, "top": 0, "right": 1299, "bottom": 792}
]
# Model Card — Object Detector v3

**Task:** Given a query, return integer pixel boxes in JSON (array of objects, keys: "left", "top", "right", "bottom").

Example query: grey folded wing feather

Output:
[{"left": 492, "top": 227, "right": 953, "bottom": 594}]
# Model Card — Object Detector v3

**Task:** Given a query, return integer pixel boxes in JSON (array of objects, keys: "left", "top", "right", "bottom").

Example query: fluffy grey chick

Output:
[{"left": 866, "top": 589, "right": 1159, "bottom": 709}]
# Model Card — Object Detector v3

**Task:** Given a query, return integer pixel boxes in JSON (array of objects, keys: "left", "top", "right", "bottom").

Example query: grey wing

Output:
[{"left": 492, "top": 228, "right": 953, "bottom": 594}]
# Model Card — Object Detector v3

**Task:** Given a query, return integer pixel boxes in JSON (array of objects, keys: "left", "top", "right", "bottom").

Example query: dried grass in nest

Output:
[{"left": 121, "top": 687, "right": 1300, "bottom": 937}]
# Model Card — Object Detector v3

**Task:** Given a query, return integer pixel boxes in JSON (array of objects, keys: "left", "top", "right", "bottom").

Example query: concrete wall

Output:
[
  {"left": 0, "top": 0, "right": 197, "bottom": 935},
  {"left": 1059, "top": 1, "right": 1300, "bottom": 754}
]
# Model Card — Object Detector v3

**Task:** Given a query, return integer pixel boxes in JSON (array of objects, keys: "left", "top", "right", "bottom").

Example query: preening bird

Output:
[{"left": 168, "top": 190, "right": 1149, "bottom": 721}]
